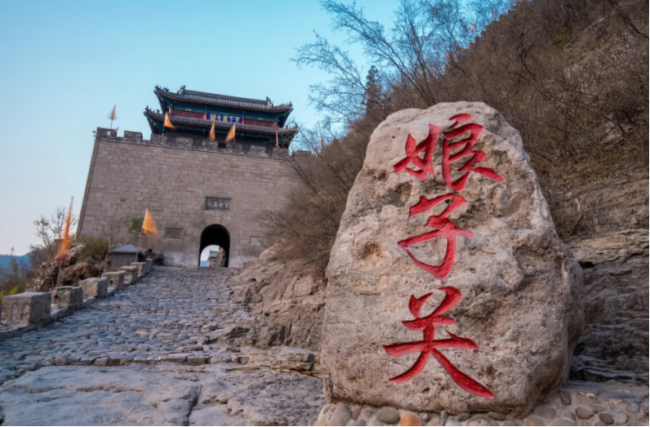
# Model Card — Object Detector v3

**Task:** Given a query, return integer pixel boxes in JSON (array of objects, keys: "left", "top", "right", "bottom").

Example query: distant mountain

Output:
[{"left": 0, "top": 253, "right": 31, "bottom": 270}]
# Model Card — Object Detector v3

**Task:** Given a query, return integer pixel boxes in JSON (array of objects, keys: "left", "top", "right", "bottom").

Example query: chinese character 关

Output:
[{"left": 383, "top": 287, "right": 495, "bottom": 398}]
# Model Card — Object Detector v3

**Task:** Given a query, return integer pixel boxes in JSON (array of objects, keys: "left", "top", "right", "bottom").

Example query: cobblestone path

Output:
[{"left": 0, "top": 268, "right": 324, "bottom": 426}]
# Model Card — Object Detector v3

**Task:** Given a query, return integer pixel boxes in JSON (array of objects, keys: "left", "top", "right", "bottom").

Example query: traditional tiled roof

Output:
[
  {"left": 154, "top": 85, "right": 293, "bottom": 114},
  {"left": 144, "top": 109, "right": 298, "bottom": 137},
  {"left": 109, "top": 244, "right": 140, "bottom": 254}
]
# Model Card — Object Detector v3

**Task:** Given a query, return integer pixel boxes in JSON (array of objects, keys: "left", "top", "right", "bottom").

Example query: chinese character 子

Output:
[
  {"left": 393, "top": 124, "right": 440, "bottom": 181},
  {"left": 442, "top": 114, "right": 503, "bottom": 192},
  {"left": 398, "top": 193, "right": 472, "bottom": 280},
  {"left": 383, "top": 287, "right": 495, "bottom": 399}
]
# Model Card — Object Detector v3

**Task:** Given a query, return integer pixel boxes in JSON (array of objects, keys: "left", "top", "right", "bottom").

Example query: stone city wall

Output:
[{"left": 78, "top": 128, "right": 301, "bottom": 267}]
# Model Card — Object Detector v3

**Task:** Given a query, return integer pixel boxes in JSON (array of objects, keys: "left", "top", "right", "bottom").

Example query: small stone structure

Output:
[
  {"left": 108, "top": 244, "right": 145, "bottom": 271},
  {"left": 79, "top": 278, "right": 108, "bottom": 299},
  {"left": 1, "top": 292, "right": 51, "bottom": 326},
  {"left": 119, "top": 266, "right": 139, "bottom": 285},
  {"left": 52, "top": 286, "right": 83, "bottom": 310},
  {"left": 145, "top": 258, "right": 153, "bottom": 274},
  {"left": 102, "top": 271, "right": 125, "bottom": 290}
]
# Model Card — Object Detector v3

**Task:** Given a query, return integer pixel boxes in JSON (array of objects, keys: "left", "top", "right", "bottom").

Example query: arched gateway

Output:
[{"left": 199, "top": 225, "right": 230, "bottom": 267}]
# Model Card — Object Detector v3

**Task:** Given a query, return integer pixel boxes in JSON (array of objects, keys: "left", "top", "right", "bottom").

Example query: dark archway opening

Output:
[{"left": 199, "top": 224, "right": 230, "bottom": 267}]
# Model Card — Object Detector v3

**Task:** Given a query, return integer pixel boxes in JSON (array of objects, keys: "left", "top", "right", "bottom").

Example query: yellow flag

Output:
[
  {"left": 164, "top": 112, "right": 175, "bottom": 129},
  {"left": 225, "top": 124, "right": 236, "bottom": 143},
  {"left": 56, "top": 197, "right": 74, "bottom": 261},
  {"left": 208, "top": 121, "right": 216, "bottom": 142},
  {"left": 108, "top": 105, "right": 117, "bottom": 129},
  {"left": 142, "top": 208, "right": 159, "bottom": 240}
]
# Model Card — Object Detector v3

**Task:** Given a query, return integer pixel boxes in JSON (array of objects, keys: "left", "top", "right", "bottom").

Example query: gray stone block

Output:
[
  {"left": 131, "top": 262, "right": 146, "bottom": 277},
  {"left": 79, "top": 278, "right": 108, "bottom": 299},
  {"left": 119, "top": 266, "right": 139, "bottom": 285},
  {"left": 1, "top": 292, "right": 52, "bottom": 326},
  {"left": 102, "top": 271, "right": 125, "bottom": 290},
  {"left": 52, "top": 286, "right": 83, "bottom": 310},
  {"left": 145, "top": 258, "right": 153, "bottom": 274}
]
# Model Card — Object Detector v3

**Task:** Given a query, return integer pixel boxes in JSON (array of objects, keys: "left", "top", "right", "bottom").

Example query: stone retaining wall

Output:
[{"left": 0, "top": 259, "right": 153, "bottom": 342}]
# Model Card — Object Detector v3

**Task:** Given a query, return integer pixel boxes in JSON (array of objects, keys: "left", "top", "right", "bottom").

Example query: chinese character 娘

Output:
[
  {"left": 441, "top": 114, "right": 503, "bottom": 192},
  {"left": 393, "top": 124, "right": 440, "bottom": 181}
]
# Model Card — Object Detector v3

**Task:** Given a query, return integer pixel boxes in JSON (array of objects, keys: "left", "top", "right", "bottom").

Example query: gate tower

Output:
[{"left": 78, "top": 86, "right": 300, "bottom": 267}]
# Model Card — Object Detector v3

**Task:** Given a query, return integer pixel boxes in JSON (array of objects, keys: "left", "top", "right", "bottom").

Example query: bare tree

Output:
[{"left": 30, "top": 206, "right": 77, "bottom": 264}]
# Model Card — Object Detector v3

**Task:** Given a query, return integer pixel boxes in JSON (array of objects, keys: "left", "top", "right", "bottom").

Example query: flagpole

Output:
[
  {"left": 56, "top": 259, "right": 63, "bottom": 287},
  {"left": 135, "top": 228, "right": 143, "bottom": 263},
  {"left": 109, "top": 105, "right": 116, "bottom": 129},
  {"left": 135, "top": 210, "right": 146, "bottom": 263}
]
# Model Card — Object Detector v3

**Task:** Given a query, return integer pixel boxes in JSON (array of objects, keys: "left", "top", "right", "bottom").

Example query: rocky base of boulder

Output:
[{"left": 314, "top": 381, "right": 648, "bottom": 426}]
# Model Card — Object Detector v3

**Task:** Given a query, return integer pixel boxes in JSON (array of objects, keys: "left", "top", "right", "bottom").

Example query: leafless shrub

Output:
[{"left": 30, "top": 206, "right": 77, "bottom": 264}]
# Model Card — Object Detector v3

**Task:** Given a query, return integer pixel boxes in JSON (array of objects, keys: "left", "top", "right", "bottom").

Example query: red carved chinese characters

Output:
[
  {"left": 442, "top": 114, "right": 503, "bottom": 192},
  {"left": 386, "top": 114, "right": 501, "bottom": 398},
  {"left": 384, "top": 287, "right": 495, "bottom": 399},
  {"left": 397, "top": 194, "right": 472, "bottom": 280},
  {"left": 393, "top": 125, "right": 439, "bottom": 181}
]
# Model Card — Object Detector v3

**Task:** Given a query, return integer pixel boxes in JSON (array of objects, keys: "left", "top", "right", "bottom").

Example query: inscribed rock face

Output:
[{"left": 321, "top": 102, "right": 584, "bottom": 416}]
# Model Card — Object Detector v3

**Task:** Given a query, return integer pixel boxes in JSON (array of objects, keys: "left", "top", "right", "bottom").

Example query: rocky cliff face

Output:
[
  {"left": 229, "top": 248, "right": 326, "bottom": 351},
  {"left": 546, "top": 171, "right": 650, "bottom": 384},
  {"left": 569, "top": 229, "right": 648, "bottom": 384},
  {"left": 550, "top": 173, "right": 648, "bottom": 240}
]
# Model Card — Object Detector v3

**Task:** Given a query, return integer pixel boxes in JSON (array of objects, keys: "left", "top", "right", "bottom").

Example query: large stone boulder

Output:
[{"left": 320, "top": 102, "right": 584, "bottom": 416}]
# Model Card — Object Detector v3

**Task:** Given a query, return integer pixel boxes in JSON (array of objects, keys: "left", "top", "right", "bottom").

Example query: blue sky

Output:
[{"left": 0, "top": 0, "right": 396, "bottom": 255}]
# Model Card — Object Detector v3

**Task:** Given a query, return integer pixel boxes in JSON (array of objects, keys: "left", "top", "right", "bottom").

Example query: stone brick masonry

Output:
[{"left": 78, "top": 128, "right": 300, "bottom": 267}]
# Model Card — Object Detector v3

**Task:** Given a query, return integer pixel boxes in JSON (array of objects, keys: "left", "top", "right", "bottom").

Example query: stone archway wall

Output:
[{"left": 199, "top": 225, "right": 230, "bottom": 267}]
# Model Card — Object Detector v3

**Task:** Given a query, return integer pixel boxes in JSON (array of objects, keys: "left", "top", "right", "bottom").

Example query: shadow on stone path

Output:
[{"left": 0, "top": 267, "right": 324, "bottom": 426}]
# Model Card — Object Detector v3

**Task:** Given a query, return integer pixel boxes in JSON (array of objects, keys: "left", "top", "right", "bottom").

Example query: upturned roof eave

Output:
[{"left": 154, "top": 89, "right": 294, "bottom": 114}]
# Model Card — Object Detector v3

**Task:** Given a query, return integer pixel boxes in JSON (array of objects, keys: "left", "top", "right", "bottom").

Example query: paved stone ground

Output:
[
  {"left": 0, "top": 267, "right": 324, "bottom": 426},
  {"left": 0, "top": 267, "right": 647, "bottom": 426}
]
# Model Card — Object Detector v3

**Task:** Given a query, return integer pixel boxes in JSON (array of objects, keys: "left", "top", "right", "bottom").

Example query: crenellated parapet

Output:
[{"left": 97, "top": 128, "right": 292, "bottom": 160}]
